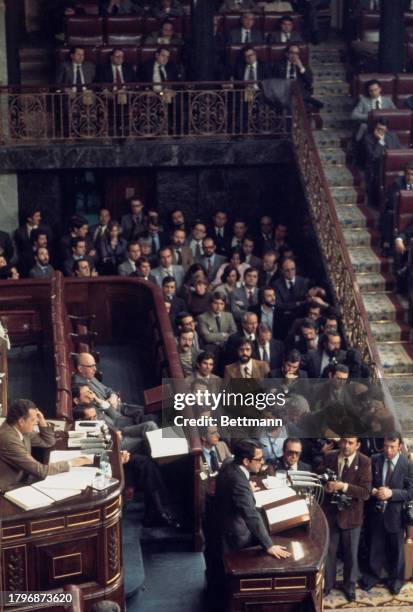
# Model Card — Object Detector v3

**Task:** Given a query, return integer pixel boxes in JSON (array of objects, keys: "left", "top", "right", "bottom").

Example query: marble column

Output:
[{"left": 0, "top": 0, "right": 19, "bottom": 234}]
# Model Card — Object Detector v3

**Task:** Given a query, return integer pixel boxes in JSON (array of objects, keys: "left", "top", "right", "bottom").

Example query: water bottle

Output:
[{"left": 100, "top": 451, "right": 112, "bottom": 483}]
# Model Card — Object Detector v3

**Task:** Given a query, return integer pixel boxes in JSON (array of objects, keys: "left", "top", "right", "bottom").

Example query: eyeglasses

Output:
[
  {"left": 251, "top": 456, "right": 265, "bottom": 463},
  {"left": 80, "top": 363, "right": 96, "bottom": 368}
]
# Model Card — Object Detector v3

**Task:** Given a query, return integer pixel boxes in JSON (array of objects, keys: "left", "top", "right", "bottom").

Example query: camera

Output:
[{"left": 318, "top": 468, "right": 352, "bottom": 511}]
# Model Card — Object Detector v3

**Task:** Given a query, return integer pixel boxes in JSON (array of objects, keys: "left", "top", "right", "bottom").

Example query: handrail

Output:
[{"left": 291, "top": 87, "right": 383, "bottom": 378}]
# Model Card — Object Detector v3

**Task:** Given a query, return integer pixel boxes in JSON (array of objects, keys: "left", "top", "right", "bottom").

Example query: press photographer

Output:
[{"left": 318, "top": 437, "right": 372, "bottom": 602}]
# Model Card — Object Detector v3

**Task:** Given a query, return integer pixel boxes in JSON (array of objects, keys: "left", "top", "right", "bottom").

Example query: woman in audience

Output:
[
  {"left": 214, "top": 264, "right": 241, "bottom": 298},
  {"left": 213, "top": 247, "right": 248, "bottom": 287},
  {"left": 187, "top": 278, "right": 211, "bottom": 317},
  {"left": 181, "top": 263, "right": 208, "bottom": 299},
  {"left": 97, "top": 221, "right": 127, "bottom": 275}
]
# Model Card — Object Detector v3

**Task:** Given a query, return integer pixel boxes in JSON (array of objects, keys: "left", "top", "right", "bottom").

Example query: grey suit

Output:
[
  {"left": 117, "top": 259, "right": 137, "bottom": 276},
  {"left": 230, "top": 286, "right": 259, "bottom": 320},
  {"left": 229, "top": 28, "right": 264, "bottom": 44},
  {"left": 56, "top": 61, "right": 96, "bottom": 86},
  {"left": 0, "top": 422, "right": 69, "bottom": 492},
  {"left": 351, "top": 95, "right": 396, "bottom": 140},
  {"left": 171, "top": 246, "right": 193, "bottom": 271},
  {"left": 29, "top": 263, "right": 55, "bottom": 279},
  {"left": 197, "top": 310, "right": 237, "bottom": 346},
  {"left": 152, "top": 264, "right": 185, "bottom": 290},
  {"left": 196, "top": 254, "right": 227, "bottom": 282}
]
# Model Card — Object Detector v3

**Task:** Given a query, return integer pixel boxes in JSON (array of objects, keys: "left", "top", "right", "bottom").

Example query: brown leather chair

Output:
[
  {"left": 395, "top": 73, "right": 413, "bottom": 108},
  {"left": 382, "top": 149, "right": 413, "bottom": 192},
  {"left": 269, "top": 42, "right": 309, "bottom": 66},
  {"left": 396, "top": 190, "right": 413, "bottom": 235},
  {"left": 358, "top": 11, "right": 380, "bottom": 38},
  {"left": 106, "top": 15, "right": 145, "bottom": 45},
  {"left": 353, "top": 72, "right": 395, "bottom": 99},
  {"left": 66, "top": 16, "right": 104, "bottom": 46},
  {"left": 144, "top": 15, "right": 183, "bottom": 34},
  {"left": 369, "top": 109, "right": 413, "bottom": 147}
]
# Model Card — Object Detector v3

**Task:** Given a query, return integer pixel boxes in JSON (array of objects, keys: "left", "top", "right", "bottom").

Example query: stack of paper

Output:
[
  {"left": 49, "top": 450, "right": 94, "bottom": 463},
  {"left": 146, "top": 427, "right": 189, "bottom": 459},
  {"left": 4, "top": 486, "right": 54, "bottom": 510},
  {"left": 254, "top": 486, "right": 296, "bottom": 508},
  {"left": 262, "top": 475, "right": 288, "bottom": 489}
]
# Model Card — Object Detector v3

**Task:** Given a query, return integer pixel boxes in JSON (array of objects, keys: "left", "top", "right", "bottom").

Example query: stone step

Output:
[
  {"left": 313, "top": 67, "right": 347, "bottom": 79},
  {"left": 392, "top": 395, "right": 413, "bottom": 437},
  {"left": 313, "top": 82, "right": 351, "bottom": 96},
  {"left": 319, "top": 115, "right": 354, "bottom": 130},
  {"left": 343, "top": 228, "right": 373, "bottom": 247},
  {"left": 349, "top": 247, "right": 382, "bottom": 273},
  {"left": 377, "top": 343, "right": 413, "bottom": 374},
  {"left": 324, "top": 166, "right": 355, "bottom": 186},
  {"left": 356, "top": 272, "right": 389, "bottom": 292},
  {"left": 335, "top": 204, "right": 368, "bottom": 227},
  {"left": 386, "top": 376, "right": 413, "bottom": 397},
  {"left": 363, "top": 293, "right": 403, "bottom": 323},
  {"left": 321, "top": 100, "right": 354, "bottom": 114},
  {"left": 313, "top": 130, "right": 351, "bottom": 148},
  {"left": 370, "top": 321, "right": 405, "bottom": 342},
  {"left": 319, "top": 148, "right": 347, "bottom": 165}
]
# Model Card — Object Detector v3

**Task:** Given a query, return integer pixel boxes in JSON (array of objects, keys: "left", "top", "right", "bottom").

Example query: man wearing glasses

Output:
[
  {"left": 273, "top": 438, "right": 311, "bottom": 473},
  {"left": 215, "top": 438, "right": 291, "bottom": 558}
]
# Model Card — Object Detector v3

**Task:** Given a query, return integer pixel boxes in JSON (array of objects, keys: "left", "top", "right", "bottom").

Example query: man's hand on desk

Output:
[
  {"left": 70, "top": 456, "right": 93, "bottom": 467},
  {"left": 266, "top": 545, "right": 291, "bottom": 559},
  {"left": 36, "top": 409, "right": 47, "bottom": 428}
]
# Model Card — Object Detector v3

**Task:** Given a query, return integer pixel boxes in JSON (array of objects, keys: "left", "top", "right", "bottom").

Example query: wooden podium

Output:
[{"left": 224, "top": 504, "right": 328, "bottom": 612}]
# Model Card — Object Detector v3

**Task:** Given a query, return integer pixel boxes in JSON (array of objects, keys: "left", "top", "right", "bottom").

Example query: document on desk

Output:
[
  {"left": 31, "top": 484, "right": 82, "bottom": 502},
  {"left": 49, "top": 450, "right": 94, "bottom": 463},
  {"left": 4, "top": 486, "right": 53, "bottom": 510},
  {"left": 254, "top": 487, "right": 296, "bottom": 508},
  {"left": 33, "top": 468, "right": 98, "bottom": 491},
  {"left": 265, "top": 498, "right": 309, "bottom": 526},
  {"left": 146, "top": 427, "right": 189, "bottom": 459}
]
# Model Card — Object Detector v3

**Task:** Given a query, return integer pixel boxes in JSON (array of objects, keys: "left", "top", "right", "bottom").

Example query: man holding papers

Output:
[{"left": 0, "top": 399, "right": 91, "bottom": 492}]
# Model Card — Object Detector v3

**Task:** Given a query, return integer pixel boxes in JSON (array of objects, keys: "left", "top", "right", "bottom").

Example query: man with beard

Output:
[{"left": 224, "top": 339, "right": 269, "bottom": 380}]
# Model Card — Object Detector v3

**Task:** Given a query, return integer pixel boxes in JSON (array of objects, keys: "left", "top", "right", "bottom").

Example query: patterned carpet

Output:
[{"left": 324, "top": 581, "right": 413, "bottom": 610}]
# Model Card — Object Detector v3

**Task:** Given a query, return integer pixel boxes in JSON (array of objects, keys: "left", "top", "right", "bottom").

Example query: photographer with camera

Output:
[
  {"left": 319, "top": 437, "right": 372, "bottom": 602},
  {"left": 360, "top": 433, "right": 413, "bottom": 596}
]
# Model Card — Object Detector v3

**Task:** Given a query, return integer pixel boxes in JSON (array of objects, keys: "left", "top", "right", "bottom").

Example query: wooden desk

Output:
[
  {"left": 224, "top": 505, "right": 329, "bottom": 612},
  {"left": 0, "top": 432, "right": 125, "bottom": 612}
]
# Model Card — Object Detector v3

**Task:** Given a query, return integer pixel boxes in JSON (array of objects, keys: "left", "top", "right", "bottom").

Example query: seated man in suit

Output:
[
  {"left": 361, "top": 432, "right": 413, "bottom": 596},
  {"left": 257, "top": 250, "right": 279, "bottom": 288},
  {"left": 138, "top": 46, "right": 181, "bottom": 91},
  {"left": 187, "top": 351, "right": 222, "bottom": 388},
  {"left": 224, "top": 338, "right": 270, "bottom": 379},
  {"left": 89, "top": 207, "right": 111, "bottom": 247},
  {"left": 268, "top": 14, "right": 303, "bottom": 43},
  {"left": 62, "top": 237, "right": 92, "bottom": 277},
  {"left": 273, "top": 44, "right": 322, "bottom": 110},
  {"left": 98, "top": 48, "right": 135, "bottom": 86},
  {"left": 225, "top": 311, "right": 259, "bottom": 365},
  {"left": 14, "top": 207, "right": 53, "bottom": 276},
  {"left": 229, "top": 12, "right": 264, "bottom": 44},
  {"left": 351, "top": 78, "right": 396, "bottom": 142},
  {"left": 198, "top": 291, "right": 238, "bottom": 348},
  {"left": 145, "top": 18, "right": 183, "bottom": 45},
  {"left": 253, "top": 322, "right": 284, "bottom": 371},
  {"left": 272, "top": 349, "right": 309, "bottom": 397},
  {"left": 28, "top": 246, "right": 54, "bottom": 279},
  {"left": 286, "top": 316, "right": 319, "bottom": 354},
  {"left": 59, "top": 215, "right": 94, "bottom": 262},
  {"left": 152, "top": 245, "right": 185, "bottom": 290},
  {"left": 74, "top": 258, "right": 98, "bottom": 277},
  {"left": 162, "top": 276, "right": 186, "bottom": 319},
  {"left": 117, "top": 241, "right": 141, "bottom": 276},
  {"left": 272, "top": 437, "right": 311, "bottom": 472},
  {"left": 208, "top": 209, "right": 231, "bottom": 256},
  {"left": 381, "top": 161, "right": 413, "bottom": 257},
  {"left": 215, "top": 438, "right": 291, "bottom": 558},
  {"left": 233, "top": 45, "right": 272, "bottom": 86},
  {"left": 177, "top": 327, "right": 201, "bottom": 377},
  {"left": 197, "top": 236, "right": 227, "bottom": 283},
  {"left": 0, "top": 398, "right": 90, "bottom": 492},
  {"left": 319, "top": 437, "right": 372, "bottom": 602},
  {"left": 242, "top": 236, "right": 261, "bottom": 268},
  {"left": 252, "top": 286, "right": 280, "bottom": 336},
  {"left": 56, "top": 46, "right": 96, "bottom": 89},
  {"left": 273, "top": 257, "right": 310, "bottom": 339}
]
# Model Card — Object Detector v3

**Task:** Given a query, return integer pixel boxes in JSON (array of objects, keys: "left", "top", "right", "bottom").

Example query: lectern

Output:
[{"left": 224, "top": 504, "right": 328, "bottom": 612}]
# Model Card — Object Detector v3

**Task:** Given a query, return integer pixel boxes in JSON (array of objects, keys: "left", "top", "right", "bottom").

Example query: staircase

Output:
[{"left": 308, "top": 41, "right": 413, "bottom": 448}]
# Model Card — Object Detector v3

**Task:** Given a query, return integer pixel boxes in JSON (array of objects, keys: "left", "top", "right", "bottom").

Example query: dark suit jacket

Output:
[
  {"left": 268, "top": 31, "right": 303, "bottom": 44},
  {"left": 228, "top": 27, "right": 264, "bottom": 44},
  {"left": 120, "top": 213, "right": 146, "bottom": 241},
  {"left": 320, "top": 450, "right": 372, "bottom": 530},
  {"left": 56, "top": 61, "right": 96, "bottom": 86},
  {"left": 364, "top": 131, "right": 402, "bottom": 168},
  {"left": 302, "top": 347, "right": 347, "bottom": 379},
  {"left": 98, "top": 62, "right": 136, "bottom": 84},
  {"left": 273, "top": 457, "right": 311, "bottom": 472},
  {"left": 257, "top": 268, "right": 279, "bottom": 288},
  {"left": 14, "top": 223, "right": 53, "bottom": 273},
  {"left": 386, "top": 176, "right": 411, "bottom": 211},
  {"left": 233, "top": 60, "right": 272, "bottom": 82},
  {"left": 369, "top": 452, "right": 413, "bottom": 533},
  {"left": 273, "top": 59, "right": 313, "bottom": 98},
  {"left": 273, "top": 275, "right": 309, "bottom": 313},
  {"left": 207, "top": 225, "right": 232, "bottom": 256},
  {"left": 215, "top": 460, "right": 273, "bottom": 551},
  {"left": 138, "top": 60, "right": 181, "bottom": 84},
  {"left": 253, "top": 338, "right": 284, "bottom": 371}
]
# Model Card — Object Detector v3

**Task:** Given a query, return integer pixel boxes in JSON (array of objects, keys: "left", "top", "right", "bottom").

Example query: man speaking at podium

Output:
[
  {"left": 216, "top": 439, "right": 291, "bottom": 559},
  {"left": 0, "top": 398, "right": 90, "bottom": 492}
]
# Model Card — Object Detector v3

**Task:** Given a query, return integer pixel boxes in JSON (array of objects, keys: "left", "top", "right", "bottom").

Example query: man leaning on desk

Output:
[{"left": 0, "top": 399, "right": 90, "bottom": 492}]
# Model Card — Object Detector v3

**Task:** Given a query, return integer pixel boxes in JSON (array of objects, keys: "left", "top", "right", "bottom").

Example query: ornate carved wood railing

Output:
[
  {"left": 291, "top": 89, "right": 383, "bottom": 379},
  {"left": 0, "top": 82, "right": 288, "bottom": 143}
]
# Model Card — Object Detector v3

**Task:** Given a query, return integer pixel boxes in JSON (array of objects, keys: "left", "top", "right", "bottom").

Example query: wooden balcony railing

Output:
[
  {"left": 0, "top": 82, "right": 288, "bottom": 144},
  {"left": 291, "top": 88, "right": 384, "bottom": 380}
]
